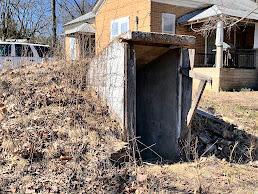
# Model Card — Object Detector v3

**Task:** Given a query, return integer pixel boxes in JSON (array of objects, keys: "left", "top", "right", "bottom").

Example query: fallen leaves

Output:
[{"left": 0, "top": 62, "right": 125, "bottom": 193}]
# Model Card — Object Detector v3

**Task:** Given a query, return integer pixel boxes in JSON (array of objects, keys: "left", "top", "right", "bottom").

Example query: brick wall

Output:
[
  {"left": 150, "top": 2, "right": 205, "bottom": 66},
  {"left": 150, "top": 2, "right": 194, "bottom": 33},
  {"left": 95, "top": 0, "right": 205, "bottom": 56},
  {"left": 193, "top": 67, "right": 258, "bottom": 92},
  {"left": 95, "top": 0, "right": 151, "bottom": 53}
]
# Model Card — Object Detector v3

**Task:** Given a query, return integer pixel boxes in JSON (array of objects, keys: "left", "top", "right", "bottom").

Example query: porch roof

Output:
[
  {"left": 187, "top": 5, "right": 258, "bottom": 23},
  {"left": 64, "top": 12, "right": 95, "bottom": 26},
  {"left": 64, "top": 23, "right": 95, "bottom": 35}
]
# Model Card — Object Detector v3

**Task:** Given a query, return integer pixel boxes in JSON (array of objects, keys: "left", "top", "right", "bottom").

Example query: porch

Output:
[
  {"left": 64, "top": 23, "right": 95, "bottom": 61},
  {"left": 182, "top": 5, "right": 258, "bottom": 91},
  {"left": 195, "top": 24, "right": 257, "bottom": 70}
]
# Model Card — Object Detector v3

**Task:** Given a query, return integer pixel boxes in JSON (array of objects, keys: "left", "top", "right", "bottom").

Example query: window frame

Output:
[
  {"left": 0, "top": 44, "right": 12, "bottom": 57},
  {"left": 34, "top": 46, "right": 50, "bottom": 58},
  {"left": 14, "top": 44, "right": 34, "bottom": 57},
  {"left": 162, "top": 13, "right": 176, "bottom": 34},
  {"left": 110, "top": 16, "right": 130, "bottom": 39}
]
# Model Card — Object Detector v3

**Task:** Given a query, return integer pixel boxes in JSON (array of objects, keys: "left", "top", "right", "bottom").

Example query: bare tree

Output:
[
  {"left": 52, "top": 0, "right": 57, "bottom": 47},
  {"left": 58, "top": 0, "right": 95, "bottom": 23},
  {"left": 0, "top": 0, "right": 17, "bottom": 40},
  {"left": 12, "top": 0, "right": 51, "bottom": 38},
  {"left": 0, "top": 0, "right": 51, "bottom": 40}
]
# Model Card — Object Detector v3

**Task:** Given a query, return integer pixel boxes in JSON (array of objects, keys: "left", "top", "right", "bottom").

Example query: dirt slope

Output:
[
  {"left": 0, "top": 62, "right": 257, "bottom": 194},
  {"left": 0, "top": 62, "right": 126, "bottom": 193}
]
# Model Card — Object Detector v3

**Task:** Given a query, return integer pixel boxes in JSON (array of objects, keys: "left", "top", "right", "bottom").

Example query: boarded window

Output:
[
  {"left": 111, "top": 16, "right": 129, "bottom": 39},
  {"left": 0, "top": 44, "right": 12, "bottom": 57},
  {"left": 162, "top": 13, "right": 176, "bottom": 34}
]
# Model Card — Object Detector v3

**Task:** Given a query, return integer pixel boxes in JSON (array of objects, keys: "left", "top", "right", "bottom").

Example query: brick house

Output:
[
  {"left": 64, "top": 12, "right": 95, "bottom": 61},
  {"left": 64, "top": 0, "right": 258, "bottom": 91}
]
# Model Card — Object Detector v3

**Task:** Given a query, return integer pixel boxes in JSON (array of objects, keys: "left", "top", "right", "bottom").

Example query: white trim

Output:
[
  {"left": 92, "top": 0, "right": 105, "bottom": 14},
  {"left": 110, "top": 16, "right": 130, "bottom": 40},
  {"left": 189, "top": 5, "right": 258, "bottom": 22}
]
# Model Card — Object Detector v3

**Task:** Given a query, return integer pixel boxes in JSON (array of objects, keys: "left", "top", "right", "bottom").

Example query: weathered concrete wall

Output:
[
  {"left": 136, "top": 49, "right": 180, "bottom": 161},
  {"left": 87, "top": 40, "right": 125, "bottom": 126},
  {"left": 87, "top": 32, "right": 194, "bottom": 161}
]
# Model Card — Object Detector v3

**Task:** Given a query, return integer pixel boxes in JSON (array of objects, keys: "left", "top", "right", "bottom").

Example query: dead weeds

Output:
[
  {"left": 0, "top": 62, "right": 127, "bottom": 193},
  {"left": 0, "top": 62, "right": 257, "bottom": 193}
]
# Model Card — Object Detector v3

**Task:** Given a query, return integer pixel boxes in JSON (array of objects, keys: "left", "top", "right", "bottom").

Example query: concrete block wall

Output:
[
  {"left": 87, "top": 40, "right": 126, "bottom": 127},
  {"left": 86, "top": 31, "right": 195, "bottom": 161}
]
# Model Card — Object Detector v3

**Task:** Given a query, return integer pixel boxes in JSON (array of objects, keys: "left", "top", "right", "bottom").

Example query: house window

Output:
[
  {"left": 162, "top": 13, "right": 176, "bottom": 34},
  {"left": 111, "top": 16, "right": 130, "bottom": 39}
]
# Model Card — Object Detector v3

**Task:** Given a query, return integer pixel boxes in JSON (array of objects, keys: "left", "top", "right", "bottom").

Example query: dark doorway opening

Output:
[{"left": 135, "top": 47, "right": 181, "bottom": 162}]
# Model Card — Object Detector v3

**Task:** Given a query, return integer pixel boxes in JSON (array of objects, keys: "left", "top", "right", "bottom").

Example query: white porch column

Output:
[{"left": 215, "top": 20, "right": 224, "bottom": 68}]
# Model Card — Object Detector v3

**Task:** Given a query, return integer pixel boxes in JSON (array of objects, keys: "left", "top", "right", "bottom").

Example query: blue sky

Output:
[{"left": 44, "top": 0, "right": 96, "bottom": 35}]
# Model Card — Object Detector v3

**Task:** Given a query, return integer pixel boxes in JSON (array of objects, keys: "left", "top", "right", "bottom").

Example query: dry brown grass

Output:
[
  {"left": 199, "top": 91, "right": 258, "bottom": 136},
  {"left": 0, "top": 61, "right": 257, "bottom": 193},
  {"left": 135, "top": 156, "right": 258, "bottom": 193},
  {"left": 0, "top": 61, "right": 127, "bottom": 193}
]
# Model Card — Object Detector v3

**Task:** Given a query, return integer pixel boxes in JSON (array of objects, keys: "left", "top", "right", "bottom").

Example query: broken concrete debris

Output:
[{"left": 191, "top": 109, "right": 257, "bottom": 162}]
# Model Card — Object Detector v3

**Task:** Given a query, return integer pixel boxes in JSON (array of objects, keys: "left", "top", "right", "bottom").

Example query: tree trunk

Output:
[{"left": 52, "top": 0, "right": 57, "bottom": 48}]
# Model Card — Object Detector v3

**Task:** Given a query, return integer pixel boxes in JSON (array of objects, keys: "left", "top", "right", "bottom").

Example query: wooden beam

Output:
[
  {"left": 187, "top": 79, "right": 207, "bottom": 127},
  {"left": 189, "top": 71, "right": 212, "bottom": 83},
  {"left": 189, "top": 49, "right": 195, "bottom": 69},
  {"left": 124, "top": 43, "right": 136, "bottom": 140}
]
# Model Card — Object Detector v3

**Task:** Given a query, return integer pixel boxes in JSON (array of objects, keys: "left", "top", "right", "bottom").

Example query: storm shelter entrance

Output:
[{"left": 135, "top": 46, "right": 181, "bottom": 161}]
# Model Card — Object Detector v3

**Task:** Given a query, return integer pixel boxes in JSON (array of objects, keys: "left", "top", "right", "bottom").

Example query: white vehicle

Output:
[{"left": 0, "top": 40, "right": 51, "bottom": 69}]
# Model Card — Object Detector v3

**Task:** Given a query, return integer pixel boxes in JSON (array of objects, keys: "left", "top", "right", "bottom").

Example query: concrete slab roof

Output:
[{"left": 118, "top": 31, "right": 196, "bottom": 48}]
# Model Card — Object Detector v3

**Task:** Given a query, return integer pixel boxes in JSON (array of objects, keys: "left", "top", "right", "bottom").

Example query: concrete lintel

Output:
[{"left": 119, "top": 31, "right": 196, "bottom": 48}]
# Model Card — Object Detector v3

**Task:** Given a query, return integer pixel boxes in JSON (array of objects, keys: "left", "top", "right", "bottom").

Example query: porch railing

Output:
[{"left": 195, "top": 49, "right": 256, "bottom": 69}]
